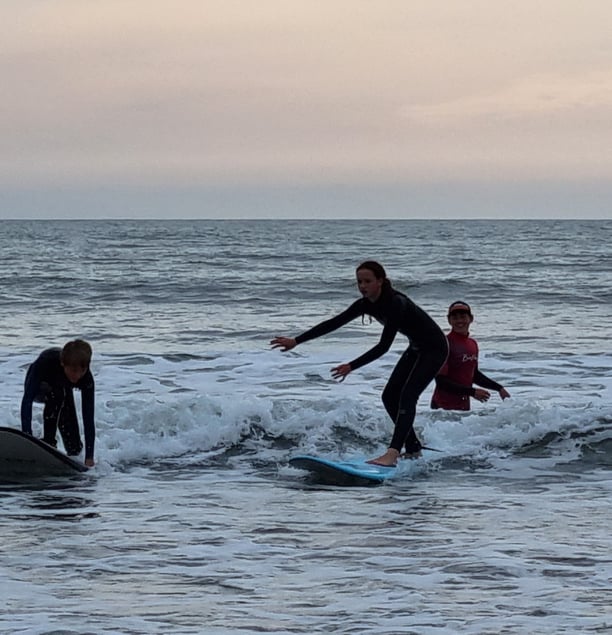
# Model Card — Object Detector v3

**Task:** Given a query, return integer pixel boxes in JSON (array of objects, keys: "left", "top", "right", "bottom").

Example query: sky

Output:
[{"left": 1, "top": 0, "right": 612, "bottom": 219}]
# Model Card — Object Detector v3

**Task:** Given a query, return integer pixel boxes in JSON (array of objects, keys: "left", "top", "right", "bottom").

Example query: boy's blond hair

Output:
[{"left": 60, "top": 339, "right": 92, "bottom": 369}]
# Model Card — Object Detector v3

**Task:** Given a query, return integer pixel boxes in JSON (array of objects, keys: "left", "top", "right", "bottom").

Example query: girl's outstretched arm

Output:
[
  {"left": 270, "top": 336, "right": 297, "bottom": 351},
  {"left": 331, "top": 363, "right": 351, "bottom": 382}
]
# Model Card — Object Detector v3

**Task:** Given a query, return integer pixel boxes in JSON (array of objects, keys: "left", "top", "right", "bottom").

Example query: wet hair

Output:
[{"left": 60, "top": 339, "right": 92, "bottom": 369}]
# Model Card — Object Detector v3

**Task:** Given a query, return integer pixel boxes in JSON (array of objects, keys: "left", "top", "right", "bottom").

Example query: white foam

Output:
[{"left": 2, "top": 346, "right": 610, "bottom": 472}]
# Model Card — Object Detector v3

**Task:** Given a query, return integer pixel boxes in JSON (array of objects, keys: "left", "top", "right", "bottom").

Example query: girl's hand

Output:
[
  {"left": 270, "top": 336, "right": 297, "bottom": 352},
  {"left": 331, "top": 363, "right": 351, "bottom": 382}
]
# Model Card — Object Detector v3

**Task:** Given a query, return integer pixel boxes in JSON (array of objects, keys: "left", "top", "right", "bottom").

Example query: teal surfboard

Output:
[{"left": 289, "top": 454, "right": 397, "bottom": 485}]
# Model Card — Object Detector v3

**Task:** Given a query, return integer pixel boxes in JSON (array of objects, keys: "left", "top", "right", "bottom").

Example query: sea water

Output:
[{"left": 0, "top": 219, "right": 610, "bottom": 634}]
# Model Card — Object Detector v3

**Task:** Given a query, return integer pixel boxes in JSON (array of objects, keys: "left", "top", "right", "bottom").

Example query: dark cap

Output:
[{"left": 448, "top": 301, "right": 472, "bottom": 317}]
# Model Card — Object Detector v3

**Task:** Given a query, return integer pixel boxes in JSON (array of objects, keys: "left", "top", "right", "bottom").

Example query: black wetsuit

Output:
[
  {"left": 295, "top": 289, "right": 448, "bottom": 453},
  {"left": 20, "top": 348, "right": 95, "bottom": 460}
]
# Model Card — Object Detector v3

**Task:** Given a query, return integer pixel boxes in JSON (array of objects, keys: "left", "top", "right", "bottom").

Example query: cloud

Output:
[
  {"left": 3, "top": 2, "right": 612, "bottom": 190},
  {"left": 404, "top": 70, "right": 612, "bottom": 123}
]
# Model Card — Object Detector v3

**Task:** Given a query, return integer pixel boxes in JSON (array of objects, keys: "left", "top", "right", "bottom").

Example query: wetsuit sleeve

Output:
[
  {"left": 348, "top": 320, "right": 398, "bottom": 371},
  {"left": 473, "top": 369, "right": 503, "bottom": 392},
  {"left": 294, "top": 300, "right": 363, "bottom": 345},
  {"left": 20, "top": 364, "right": 39, "bottom": 435},
  {"left": 80, "top": 373, "right": 96, "bottom": 460},
  {"left": 434, "top": 375, "right": 475, "bottom": 396}
]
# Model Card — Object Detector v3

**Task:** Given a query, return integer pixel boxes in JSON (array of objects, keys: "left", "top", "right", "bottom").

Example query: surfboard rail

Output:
[{"left": 0, "top": 426, "right": 88, "bottom": 477}]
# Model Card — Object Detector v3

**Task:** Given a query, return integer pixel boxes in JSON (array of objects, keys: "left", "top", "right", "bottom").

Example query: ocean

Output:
[{"left": 0, "top": 219, "right": 610, "bottom": 634}]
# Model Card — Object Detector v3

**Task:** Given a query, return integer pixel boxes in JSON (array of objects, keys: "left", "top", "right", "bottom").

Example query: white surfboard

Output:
[{"left": 0, "top": 426, "right": 88, "bottom": 477}]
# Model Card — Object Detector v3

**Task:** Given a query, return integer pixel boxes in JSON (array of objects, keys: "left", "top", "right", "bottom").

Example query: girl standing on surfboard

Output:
[{"left": 271, "top": 261, "right": 448, "bottom": 466}]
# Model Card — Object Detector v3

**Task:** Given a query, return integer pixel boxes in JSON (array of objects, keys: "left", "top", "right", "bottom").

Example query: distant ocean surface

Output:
[{"left": 0, "top": 219, "right": 610, "bottom": 635}]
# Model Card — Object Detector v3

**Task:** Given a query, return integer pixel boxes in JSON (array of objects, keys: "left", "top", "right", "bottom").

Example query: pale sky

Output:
[{"left": 2, "top": 0, "right": 612, "bottom": 218}]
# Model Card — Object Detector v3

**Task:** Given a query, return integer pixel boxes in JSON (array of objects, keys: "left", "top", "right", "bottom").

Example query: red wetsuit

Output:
[{"left": 431, "top": 330, "right": 502, "bottom": 411}]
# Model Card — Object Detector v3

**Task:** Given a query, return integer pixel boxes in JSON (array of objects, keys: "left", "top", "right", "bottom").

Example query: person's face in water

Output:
[
  {"left": 356, "top": 267, "right": 383, "bottom": 302},
  {"left": 63, "top": 364, "right": 88, "bottom": 384}
]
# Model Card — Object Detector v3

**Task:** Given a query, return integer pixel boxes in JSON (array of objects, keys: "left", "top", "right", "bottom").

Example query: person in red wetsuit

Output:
[{"left": 431, "top": 301, "right": 510, "bottom": 411}]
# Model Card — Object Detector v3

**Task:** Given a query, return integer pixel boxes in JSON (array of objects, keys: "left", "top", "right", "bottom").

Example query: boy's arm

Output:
[
  {"left": 20, "top": 366, "right": 40, "bottom": 434},
  {"left": 473, "top": 368, "right": 504, "bottom": 392},
  {"left": 474, "top": 368, "right": 510, "bottom": 399},
  {"left": 80, "top": 373, "right": 95, "bottom": 461},
  {"left": 434, "top": 375, "right": 475, "bottom": 396}
]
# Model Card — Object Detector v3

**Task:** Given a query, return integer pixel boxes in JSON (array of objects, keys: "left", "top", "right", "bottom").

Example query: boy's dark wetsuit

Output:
[
  {"left": 295, "top": 289, "right": 448, "bottom": 454},
  {"left": 20, "top": 348, "right": 95, "bottom": 460}
]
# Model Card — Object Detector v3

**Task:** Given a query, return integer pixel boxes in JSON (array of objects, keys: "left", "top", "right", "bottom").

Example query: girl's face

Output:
[{"left": 356, "top": 268, "right": 383, "bottom": 302}]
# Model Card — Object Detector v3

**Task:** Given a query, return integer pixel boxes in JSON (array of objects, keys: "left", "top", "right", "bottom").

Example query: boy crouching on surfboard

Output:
[{"left": 20, "top": 340, "right": 96, "bottom": 467}]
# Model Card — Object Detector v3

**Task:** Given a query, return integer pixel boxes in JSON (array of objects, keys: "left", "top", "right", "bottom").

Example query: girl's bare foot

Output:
[{"left": 367, "top": 448, "right": 400, "bottom": 467}]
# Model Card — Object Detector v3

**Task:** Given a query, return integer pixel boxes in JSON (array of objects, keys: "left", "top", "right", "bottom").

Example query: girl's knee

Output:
[{"left": 381, "top": 386, "right": 396, "bottom": 408}]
